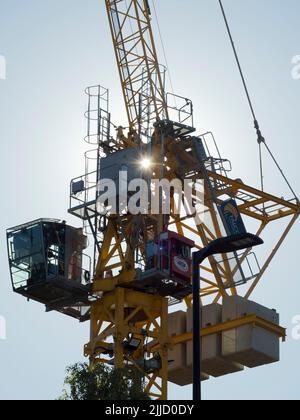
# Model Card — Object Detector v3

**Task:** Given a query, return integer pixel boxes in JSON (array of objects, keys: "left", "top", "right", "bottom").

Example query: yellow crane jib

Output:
[{"left": 105, "top": 0, "right": 168, "bottom": 137}]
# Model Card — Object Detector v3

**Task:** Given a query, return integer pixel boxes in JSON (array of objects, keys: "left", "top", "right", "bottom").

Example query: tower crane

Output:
[{"left": 7, "top": 0, "right": 300, "bottom": 400}]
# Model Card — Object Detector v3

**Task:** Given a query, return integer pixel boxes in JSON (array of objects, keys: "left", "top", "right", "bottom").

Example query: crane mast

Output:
[{"left": 106, "top": 0, "right": 168, "bottom": 136}]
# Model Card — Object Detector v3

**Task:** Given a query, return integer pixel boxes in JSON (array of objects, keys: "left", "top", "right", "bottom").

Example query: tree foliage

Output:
[{"left": 59, "top": 362, "right": 150, "bottom": 401}]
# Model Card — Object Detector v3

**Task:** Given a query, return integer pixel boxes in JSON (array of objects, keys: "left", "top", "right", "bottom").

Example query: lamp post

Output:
[{"left": 192, "top": 233, "right": 264, "bottom": 401}]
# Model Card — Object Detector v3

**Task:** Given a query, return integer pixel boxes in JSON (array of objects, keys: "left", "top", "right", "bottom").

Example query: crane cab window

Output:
[{"left": 8, "top": 223, "right": 45, "bottom": 290}]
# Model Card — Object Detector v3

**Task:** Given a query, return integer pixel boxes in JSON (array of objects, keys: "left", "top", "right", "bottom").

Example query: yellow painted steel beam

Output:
[
  {"left": 245, "top": 213, "right": 299, "bottom": 298},
  {"left": 105, "top": 0, "right": 168, "bottom": 132},
  {"left": 88, "top": 287, "right": 169, "bottom": 400},
  {"left": 148, "top": 314, "right": 286, "bottom": 353},
  {"left": 175, "top": 315, "right": 286, "bottom": 343},
  {"left": 207, "top": 171, "right": 300, "bottom": 220}
]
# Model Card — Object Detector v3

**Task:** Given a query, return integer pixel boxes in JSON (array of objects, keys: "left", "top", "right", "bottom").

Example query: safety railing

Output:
[{"left": 166, "top": 92, "right": 194, "bottom": 128}]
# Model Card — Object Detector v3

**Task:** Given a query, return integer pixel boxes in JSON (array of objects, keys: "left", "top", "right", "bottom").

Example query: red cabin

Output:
[
  {"left": 158, "top": 231, "right": 194, "bottom": 283},
  {"left": 128, "top": 231, "right": 195, "bottom": 300}
]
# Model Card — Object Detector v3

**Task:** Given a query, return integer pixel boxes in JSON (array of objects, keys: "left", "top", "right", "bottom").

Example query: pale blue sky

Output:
[{"left": 0, "top": 0, "right": 299, "bottom": 400}]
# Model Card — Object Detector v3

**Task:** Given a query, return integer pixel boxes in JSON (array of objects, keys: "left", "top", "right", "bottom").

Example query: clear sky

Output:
[{"left": 0, "top": 0, "right": 299, "bottom": 400}]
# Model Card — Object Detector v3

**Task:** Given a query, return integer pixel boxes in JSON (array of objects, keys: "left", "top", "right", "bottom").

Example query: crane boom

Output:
[{"left": 105, "top": 0, "right": 168, "bottom": 136}]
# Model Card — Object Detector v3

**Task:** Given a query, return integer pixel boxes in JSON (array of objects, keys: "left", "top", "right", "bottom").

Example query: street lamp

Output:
[{"left": 192, "top": 233, "right": 264, "bottom": 401}]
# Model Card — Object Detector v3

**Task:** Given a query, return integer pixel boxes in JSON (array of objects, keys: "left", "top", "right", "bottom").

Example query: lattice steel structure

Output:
[{"left": 106, "top": 0, "right": 168, "bottom": 137}]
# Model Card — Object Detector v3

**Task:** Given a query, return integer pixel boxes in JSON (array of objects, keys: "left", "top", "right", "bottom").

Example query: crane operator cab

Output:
[
  {"left": 7, "top": 219, "right": 91, "bottom": 319},
  {"left": 133, "top": 231, "right": 195, "bottom": 300}
]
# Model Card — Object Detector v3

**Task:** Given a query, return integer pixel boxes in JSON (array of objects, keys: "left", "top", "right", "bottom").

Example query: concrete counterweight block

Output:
[
  {"left": 222, "top": 296, "right": 280, "bottom": 368},
  {"left": 187, "top": 304, "right": 244, "bottom": 378},
  {"left": 168, "top": 311, "right": 209, "bottom": 386}
]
